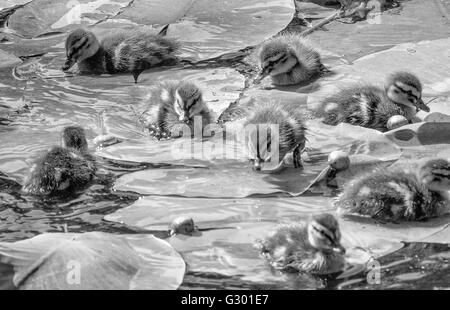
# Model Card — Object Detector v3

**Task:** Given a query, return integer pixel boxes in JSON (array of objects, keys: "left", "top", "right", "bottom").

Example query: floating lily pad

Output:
[
  {"left": 340, "top": 242, "right": 450, "bottom": 289},
  {"left": 336, "top": 38, "right": 450, "bottom": 97},
  {"left": 0, "top": 232, "right": 185, "bottom": 289},
  {"left": 0, "top": 49, "right": 22, "bottom": 68},
  {"left": 307, "top": 2, "right": 450, "bottom": 62},
  {"left": 109, "top": 121, "right": 400, "bottom": 197},
  {"left": 339, "top": 216, "right": 450, "bottom": 258},
  {"left": 7, "top": 0, "right": 133, "bottom": 38},
  {"left": 104, "top": 196, "right": 332, "bottom": 231},
  {"left": 107, "top": 0, "right": 295, "bottom": 60},
  {"left": 419, "top": 223, "right": 450, "bottom": 244}
]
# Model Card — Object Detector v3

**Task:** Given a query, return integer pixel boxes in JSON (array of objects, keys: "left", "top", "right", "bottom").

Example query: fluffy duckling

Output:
[
  {"left": 23, "top": 126, "right": 96, "bottom": 197},
  {"left": 257, "top": 213, "right": 346, "bottom": 275},
  {"left": 335, "top": 158, "right": 450, "bottom": 222},
  {"left": 139, "top": 81, "right": 212, "bottom": 139},
  {"left": 244, "top": 103, "right": 306, "bottom": 171},
  {"left": 317, "top": 71, "right": 430, "bottom": 132},
  {"left": 62, "top": 26, "right": 179, "bottom": 83},
  {"left": 254, "top": 34, "right": 324, "bottom": 86}
]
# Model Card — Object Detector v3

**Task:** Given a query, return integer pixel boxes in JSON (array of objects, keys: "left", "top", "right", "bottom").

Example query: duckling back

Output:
[
  {"left": 335, "top": 169, "right": 436, "bottom": 221},
  {"left": 110, "top": 31, "right": 179, "bottom": 75},
  {"left": 316, "top": 84, "right": 415, "bottom": 132},
  {"left": 257, "top": 223, "right": 313, "bottom": 266},
  {"left": 258, "top": 34, "right": 323, "bottom": 86},
  {"left": 24, "top": 147, "right": 96, "bottom": 197}
]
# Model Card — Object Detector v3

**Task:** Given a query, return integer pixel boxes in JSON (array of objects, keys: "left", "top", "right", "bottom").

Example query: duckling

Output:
[
  {"left": 244, "top": 102, "right": 306, "bottom": 171},
  {"left": 254, "top": 34, "right": 324, "bottom": 86},
  {"left": 23, "top": 126, "right": 96, "bottom": 197},
  {"left": 139, "top": 81, "right": 212, "bottom": 139},
  {"left": 62, "top": 26, "right": 179, "bottom": 83},
  {"left": 335, "top": 158, "right": 450, "bottom": 222},
  {"left": 316, "top": 71, "right": 430, "bottom": 132},
  {"left": 257, "top": 213, "right": 346, "bottom": 275}
]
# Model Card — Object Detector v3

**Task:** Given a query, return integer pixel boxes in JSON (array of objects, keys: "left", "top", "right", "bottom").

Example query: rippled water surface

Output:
[{"left": 1, "top": 0, "right": 450, "bottom": 289}]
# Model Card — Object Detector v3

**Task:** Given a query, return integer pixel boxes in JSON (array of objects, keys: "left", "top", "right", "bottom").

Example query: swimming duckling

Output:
[
  {"left": 62, "top": 26, "right": 179, "bottom": 83},
  {"left": 316, "top": 71, "right": 430, "bottom": 132},
  {"left": 23, "top": 126, "right": 96, "bottom": 197},
  {"left": 244, "top": 102, "right": 306, "bottom": 171},
  {"left": 335, "top": 158, "right": 450, "bottom": 222},
  {"left": 254, "top": 34, "right": 324, "bottom": 86},
  {"left": 139, "top": 81, "right": 212, "bottom": 139},
  {"left": 257, "top": 213, "right": 346, "bottom": 275}
]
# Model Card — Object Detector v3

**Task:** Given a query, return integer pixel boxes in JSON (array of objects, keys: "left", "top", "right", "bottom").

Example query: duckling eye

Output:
[{"left": 319, "top": 230, "right": 334, "bottom": 243}]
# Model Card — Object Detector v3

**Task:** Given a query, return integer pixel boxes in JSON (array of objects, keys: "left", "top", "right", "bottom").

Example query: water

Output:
[{"left": 0, "top": 0, "right": 450, "bottom": 289}]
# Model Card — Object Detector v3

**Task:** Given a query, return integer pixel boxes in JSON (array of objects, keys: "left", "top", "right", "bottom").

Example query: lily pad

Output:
[
  {"left": 339, "top": 216, "right": 450, "bottom": 258},
  {"left": 7, "top": 0, "right": 133, "bottom": 38},
  {"left": 0, "top": 49, "right": 22, "bottom": 68},
  {"left": 105, "top": 120, "right": 400, "bottom": 197},
  {"left": 110, "top": 120, "right": 400, "bottom": 197},
  {"left": 307, "top": 1, "right": 450, "bottom": 62},
  {"left": 107, "top": 0, "right": 295, "bottom": 60},
  {"left": 334, "top": 38, "right": 450, "bottom": 98},
  {"left": 104, "top": 195, "right": 332, "bottom": 231},
  {"left": 340, "top": 242, "right": 450, "bottom": 289},
  {"left": 0, "top": 232, "right": 185, "bottom": 289},
  {"left": 0, "top": 1, "right": 29, "bottom": 10}
]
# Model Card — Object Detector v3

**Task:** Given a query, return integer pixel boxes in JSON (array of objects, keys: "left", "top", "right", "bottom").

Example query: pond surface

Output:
[{"left": 0, "top": 0, "right": 450, "bottom": 289}]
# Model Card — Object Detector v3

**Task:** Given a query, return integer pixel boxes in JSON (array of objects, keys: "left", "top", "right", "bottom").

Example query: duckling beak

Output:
[
  {"left": 179, "top": 116, "right": 190, "bottom": 123},
  {"left": 332, "top": 243, "right": 346, "bottom": 254},
  {"left": 62, "top": 58, "right": 75, "bottom": 71},
  {"left": 415, "top": 98, "right": 430, "bottom": 112},
  {"left": 253, "top": 158, "right": 262, "bottom": 171}
]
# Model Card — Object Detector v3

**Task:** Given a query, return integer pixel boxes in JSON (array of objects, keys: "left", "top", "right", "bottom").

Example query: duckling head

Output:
[
  {"left": 307, "top": 213, "right": 345, "bottom": 254},
  {"left": 384, "top": 71, "right": 429, "bottom": 113},
  {"left": 62, "top": 29, "right": 100, "bottom": 71},
  {"left": 61, "top": 126, "right": 88, "bottom": 153},
  {"left": 255, "top": 42, "right": 298, "bottom": 83},
  {"left": 173, "top": 82, "right": 206, "bottom": 124},
  {"left": 417, "top": 158, "right": 450, "bottom": 193}
]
